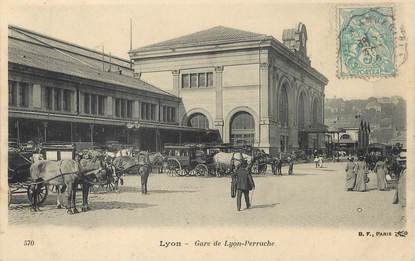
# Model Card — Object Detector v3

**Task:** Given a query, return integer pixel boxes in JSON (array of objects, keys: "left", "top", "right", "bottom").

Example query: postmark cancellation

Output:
[{"left": 337, "top": 6, "right": 396, "bottom": 79}]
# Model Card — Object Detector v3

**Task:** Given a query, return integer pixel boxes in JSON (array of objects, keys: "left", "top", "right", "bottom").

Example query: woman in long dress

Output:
[
  {"left": 354, "top": 157, "right": 369, "bottom": 192},
  {"left": 345, "top": 157, "right": 356, "bottom": 191},
  {"left": 374, "top": 157, "right": 388, "bottom": 191},
  {"left": 393, "top": 168, "right": 406, "bottom": 207}
]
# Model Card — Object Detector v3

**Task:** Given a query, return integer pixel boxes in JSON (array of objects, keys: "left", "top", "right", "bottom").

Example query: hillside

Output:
[{"left": 324, "top": 96, "right": 406, "bottom": 145}]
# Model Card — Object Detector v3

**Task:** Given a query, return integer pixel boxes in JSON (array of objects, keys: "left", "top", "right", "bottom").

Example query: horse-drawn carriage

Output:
[
  {"left": 164, "top": 144, "right": 213, "bottom": 176},
  {"left": 163, "top": 143, "right": 275, "bottom": 177},
  {"left": 8, "top": 148, "right": 48, "bottom": 206},
  {"left": 8, "top": 143, "right": 76, "bottom": 206}
]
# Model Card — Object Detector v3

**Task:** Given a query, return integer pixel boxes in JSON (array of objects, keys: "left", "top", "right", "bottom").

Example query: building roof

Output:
[
  {"left": 130, "top": 25, "right": 328, "bottom": 85},
  {"left": 8, "top": 28, "right": 176, "bottom": 98},
  {"left": 132, "top": 26, "right": 267, "bottom": 52},
  {"left": 9, "top": 25, "right": 132, "bottom": 70}
]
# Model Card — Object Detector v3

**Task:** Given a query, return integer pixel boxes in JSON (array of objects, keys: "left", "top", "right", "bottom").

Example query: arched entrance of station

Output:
[
  {"left": 230, "top": 111, "right": 255, "bottom": 145},
  {"left": 187, "top": 113, "right": 209, "bottom": 129},
  {"left": 298, "top": 92, "right": 308, "bottom": 149}
]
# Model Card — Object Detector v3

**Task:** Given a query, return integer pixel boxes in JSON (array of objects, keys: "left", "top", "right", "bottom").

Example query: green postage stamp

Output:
[{"left": 337, "top": 6, "right": 396, "bottom": 78}]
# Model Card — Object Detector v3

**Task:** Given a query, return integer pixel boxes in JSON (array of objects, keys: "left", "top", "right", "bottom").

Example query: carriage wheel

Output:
[
  {"left": 179, "top": 168, "right": 189, "bottom": 176},
  {"left": 28, "top": 184, "right": 48, "bottom": 205},
  {"left": 166, "top": 158, "right": 181, "bottom": 176},
  {"left": 195, "top": 164, "right": 209, "bottom": 177}
]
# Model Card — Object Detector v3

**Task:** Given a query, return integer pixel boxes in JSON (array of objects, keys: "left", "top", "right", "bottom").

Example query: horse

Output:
[
  {"left": 212, "top": 152, "right": 252, "bottom": 176},
  {"left": 111, "top": 152, "right": 164, "bottom": 194},
  {"left": 115, "top": 148, "right": 133, "bottom": 158},
  {"left": 30, "top": 158, "right": 106, "bottom": 214},
  {"left": 251, "top": 152, "right": 277, "bottom": 175},
  {"left": 137, "top": 152, "right": 164, "bottom": 194}
]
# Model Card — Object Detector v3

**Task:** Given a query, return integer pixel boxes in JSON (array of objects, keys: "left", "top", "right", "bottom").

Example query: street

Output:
[{"left": 9, "top": 162, "right": 405, "bottom": 229}]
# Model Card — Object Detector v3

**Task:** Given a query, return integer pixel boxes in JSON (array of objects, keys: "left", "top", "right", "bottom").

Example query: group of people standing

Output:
[
  {"left": 345, "top": 155, "right": 406, "bottom": 207},
  {"left": 345, "top": 156, "right": 388, "bottom": 192},
  {"left": 272, "top": 157, "right": 294, "bottom": 176}
]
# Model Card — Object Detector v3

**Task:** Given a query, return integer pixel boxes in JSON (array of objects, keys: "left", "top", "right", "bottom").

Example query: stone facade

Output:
[{"left": 130, "top": 25, "right": 328, "bottom": 155}]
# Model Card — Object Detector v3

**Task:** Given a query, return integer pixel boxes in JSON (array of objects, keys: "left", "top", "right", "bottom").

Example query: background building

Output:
[
  {"left": 130, "top": 24, "right": 328, "bottom": 155},
  {"left": 325, "top": 96, "right": 406, "bottom": 146},
  {"left": 8, "top": 26, "right": 216, "bottom": 151}
]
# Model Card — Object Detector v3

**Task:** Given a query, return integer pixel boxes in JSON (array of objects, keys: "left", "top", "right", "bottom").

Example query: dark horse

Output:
[
  {"left": 250, "top": 150, "right": 278, "bottom": 175},
  {"left": 30, "top": 158, "right": 106, "bottom": 214},
  {"left": 111, "top": 152, "right": 164, "bottom": 194}
]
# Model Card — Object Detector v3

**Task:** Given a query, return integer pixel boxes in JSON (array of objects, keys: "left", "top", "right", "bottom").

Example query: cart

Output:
[
  {"left": 8, "top": 148, "right": 48, "bottom": 206},
  {"left": 164, "top": 144, "right": 211, "bottom": 177}
]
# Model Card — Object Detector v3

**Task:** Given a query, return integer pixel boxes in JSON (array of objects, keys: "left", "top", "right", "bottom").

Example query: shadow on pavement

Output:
[
  {"left": 149, "top": 189, "right": 196, "bottom": 194},
  {"left": 286, "top": 173, "right": 322, "bottom": 176},
  {"left": 89, "top": 201, "right": 156, "bottom": 211},
  {"left": 251, "top": 203, "right": 280, "bottom": 209},
  {"left": 117, "top": 186, "right": 142, "bottom": 193}
]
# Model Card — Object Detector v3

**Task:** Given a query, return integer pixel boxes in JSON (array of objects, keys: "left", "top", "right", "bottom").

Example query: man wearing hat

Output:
[
  {"left": 235, "top": 159, "right": 255, "bottom": 211},
  {"left": 393, "top": 154, "right": 406, "bottom": 207}
]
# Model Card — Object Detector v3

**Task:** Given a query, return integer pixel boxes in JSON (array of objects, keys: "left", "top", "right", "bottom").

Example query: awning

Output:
[{"left": 127, "top": 122, "right": 218, "bottom": 133}]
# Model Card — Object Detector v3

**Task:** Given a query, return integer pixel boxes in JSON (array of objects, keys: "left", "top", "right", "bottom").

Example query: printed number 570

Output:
[{"left": 24, "top": 240, "right": 34, "bottom": 246}]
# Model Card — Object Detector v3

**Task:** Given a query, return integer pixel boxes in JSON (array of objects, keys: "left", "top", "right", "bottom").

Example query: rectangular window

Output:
[
  {"left": 120, "top": 99, "right": 126, "bottom": 118},
  {"left": 182, "top": 74, "right": 190, "bottom": 88},
  {"left": 45, "top": 87, "right": 53, "bottom": 110},
  {"left": 127, "top": 100, "right": 133, "bottom": 118},
  {"left": 91, "top": 94, "right": 97, "bottom": 115},
  {"left": 115, "top": 98, "right": 121, "bottom": 117},
  {"left": 141, "top": 102, "right": 157, "bottom": 120},
  {"left": 190, "top": 73, "right": 198, "bottom": 88},
  {"left": 163, "top": 106, "right": 167, "bottom": 122},
  {"left": 140, "top": 102, "right": 145, "bottom": 119},
  {"left": 98, "top": 96, "right": 105, "bottom": 115},
  {"left": 54, "top": 88, "right": 61, "bottom": 110},
  {"left": 63, "top": 89, "right": 71, "bottom": 112},
  {"left": 152, "top": 104, "right": 157, "bottom": 120},
  {"left": 84, "top": 93, "right": 90, "bottom": 114},
  {"left": 19, "top": 82, "right": 29, "bottom": 107},
  {"left": 198, "top": 73, "right": 206, "bottom": 87},
  {"left": 161, "top": 106, "right": 176, "bottom": 122},
  {"left": 8, "top": 81, "right": 17, "bottom": 106},
  {"left": 207, "top": 72, "right": 213, "bottom": 87},
  {"left": 146, "top": 103, "right": 150, "bottom": 120},
  {"left": 170, "top": 107, "right": 176, "bottom": 122},
  {"left": 182, "top": 72, "right": 213, "bottom": 88},
  {"left": 168, "top": 107, "right": 172, "bottom": 122}
]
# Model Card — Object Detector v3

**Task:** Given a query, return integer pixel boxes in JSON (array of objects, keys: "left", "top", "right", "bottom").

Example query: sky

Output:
[{"left": 4, "top": 1, "right": 413, "bottom": 100}]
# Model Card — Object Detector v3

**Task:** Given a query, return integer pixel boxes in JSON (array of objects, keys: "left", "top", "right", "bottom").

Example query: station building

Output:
[
  {"left": 8, "top": 26, "right": 216, "bottom": 151},
  {"left": 129, "top": 24, "right": 328, "bottom": 155}
]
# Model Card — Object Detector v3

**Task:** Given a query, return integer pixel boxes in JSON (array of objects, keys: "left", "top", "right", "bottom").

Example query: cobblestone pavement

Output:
[{"left": 8, "top": 162, "right": 405, "bottom": 229}]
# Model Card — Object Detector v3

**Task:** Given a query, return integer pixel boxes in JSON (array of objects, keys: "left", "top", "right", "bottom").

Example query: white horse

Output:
[
  {"left": 31, "top": 153, "right": 44, "bottom": 163},
  {"left": 115, "top": 148, "right": 133, "bottom": 158},
  {"left": 213, "top": 152, "right": 252, "bottom": 176}
]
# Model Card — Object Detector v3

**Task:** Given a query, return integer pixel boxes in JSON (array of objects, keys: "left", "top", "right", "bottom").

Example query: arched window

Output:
[
  {"left": 312, "top": 98, "right": 319, "bottom": 123},
  {"left": 230, "top": 111, "right": 255, "bottom": 145},
  {"left": 298, "top": 92, "right": 305, "bottom": 129},
  {"left": 279, "top": 84, "right": 289, "bottom": 126},
  {"left": 187, "top": 113, "right": 209, "bottom": 129}
]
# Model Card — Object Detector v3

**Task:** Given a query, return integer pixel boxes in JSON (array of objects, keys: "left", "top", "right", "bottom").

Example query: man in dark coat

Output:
[{"left": 235, "top": 159, "right": 255, "bottom": 211}]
